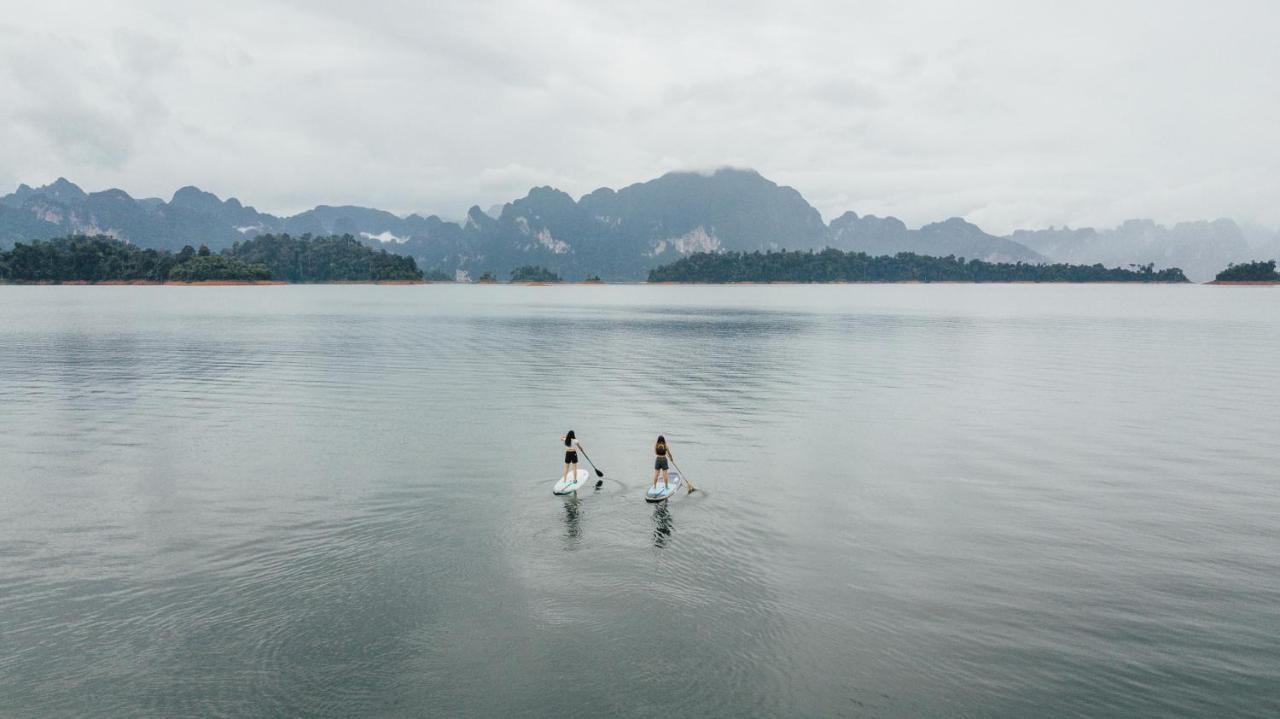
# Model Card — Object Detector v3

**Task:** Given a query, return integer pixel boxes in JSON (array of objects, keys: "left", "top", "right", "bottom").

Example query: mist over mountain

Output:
[
  {"left": 1009, "top": 219, "right": 1266, "bottom": 282},
  {"left": 2, "top": 170, "right": 1275, "bottom": 280}
]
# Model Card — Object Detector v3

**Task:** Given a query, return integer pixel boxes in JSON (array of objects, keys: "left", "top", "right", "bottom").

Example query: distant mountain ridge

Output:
[
  {"left": 829, "top": 212, "right": 1042, "bottom": 264},
  {"left": 2, "top": 170, "right": 1276, "bottom": 280},
  {"left": 1009, "top": 219, "right": 1267, "bottom": 282}
]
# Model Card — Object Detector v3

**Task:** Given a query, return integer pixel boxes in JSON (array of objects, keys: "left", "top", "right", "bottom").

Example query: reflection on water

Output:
[
  {"left": 1, "top": 284, "right": 1279, "bottom": 718},
  {"left": 562, "top": 496, "right": 582, "bottom": 542},
  {"left": 652, "top": 505, "right": 674, "bottom": 548}
]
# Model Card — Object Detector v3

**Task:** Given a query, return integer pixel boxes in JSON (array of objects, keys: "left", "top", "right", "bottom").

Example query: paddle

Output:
[
  {"left": 578, "top": 446, "right": 606, "bottom": 487},
  {"left": 667, "top": 452, "right": 697, "bottom": 494}
]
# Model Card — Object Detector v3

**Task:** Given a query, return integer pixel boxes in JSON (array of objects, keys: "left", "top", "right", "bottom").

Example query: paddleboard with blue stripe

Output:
[
  {"left": 645, "top": 472, "right": 683, "bottom": 502},
  {"left": 553, "top": 469, "right": 591, "bottom": 495}
]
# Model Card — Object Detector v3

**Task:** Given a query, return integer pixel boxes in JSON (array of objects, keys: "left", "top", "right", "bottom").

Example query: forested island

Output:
[
  {"left": 1213, "top": 260, "right": 1279, "bottom": 283},
  {"left": 0, "top": 234, "right": 424, "bottom": 283},
  {"left": 5, "top": 236, "right": 1219, "bottom": 286},
  {"left": 509, "top": 265, "right": 561, "bottom": 282},
  {"left": 647, "top": 250, "right": 1190, "bottom": 283},
  {"left": 228, "top": 234, "right": 425, "bottom": 282}
]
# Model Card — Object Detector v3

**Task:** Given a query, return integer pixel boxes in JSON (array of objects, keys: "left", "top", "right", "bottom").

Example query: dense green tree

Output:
[
  {"left": 510, "top": 265, "right": 560, "bottom": 282},
  {"left": 0, "top": 233, "right": 422, "bottom": 283},
  {"left": 1215, "top": 260, "right": 1279, "bottom": 282},
  {"left": 167, "top": 255, "right": 270, "bottom": 282},
  {"left": 228, "top": 233, "right": 422, "bottom": 282},
  {"left": 0, "top": 235, "right": 179, "bottom": 282},
  {"left": 648, "top": 249, "right": 1190, "bottom": 283}
]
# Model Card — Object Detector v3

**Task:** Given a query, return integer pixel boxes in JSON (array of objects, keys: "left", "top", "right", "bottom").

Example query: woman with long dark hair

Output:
[
  {"left": 651, "top": 434, "right": 672, "bottom": 491},
  {"left": 561, "top": 430, "right": 582, "bottom": 484}
]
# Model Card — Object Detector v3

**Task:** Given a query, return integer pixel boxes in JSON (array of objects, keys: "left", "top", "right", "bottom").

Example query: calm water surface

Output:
[{"left": 1, "top": 285, "right": 1278, "bottom": 717}]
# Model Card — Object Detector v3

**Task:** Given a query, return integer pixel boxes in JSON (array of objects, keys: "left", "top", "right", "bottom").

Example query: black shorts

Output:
[
  {"left": 654, "top": 457, "right": 668, "bottom": 470},
  {"left": 565, "top": 451, "right": 578, "bottom": 464}
]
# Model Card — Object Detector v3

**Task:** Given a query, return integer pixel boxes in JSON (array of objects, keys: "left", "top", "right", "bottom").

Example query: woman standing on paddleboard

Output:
[
  {"left": 561, "top": 430, "right": 583, "bottom": 484},
  {"left": 651, "top": 435, "right": 672, "bottom": 491}
]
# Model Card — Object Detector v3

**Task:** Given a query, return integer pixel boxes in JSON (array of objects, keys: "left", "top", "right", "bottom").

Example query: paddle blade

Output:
[{"left": 595, "top": 469, "right": 604, "bottom": 477}]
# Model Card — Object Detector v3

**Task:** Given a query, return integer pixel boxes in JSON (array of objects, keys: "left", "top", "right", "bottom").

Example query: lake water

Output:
[{"left": 1, "top": 284, "right": 1278, "bottom": 718}]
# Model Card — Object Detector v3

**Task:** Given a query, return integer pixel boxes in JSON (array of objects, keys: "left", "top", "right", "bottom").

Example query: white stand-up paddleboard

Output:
[
  {"left": 645, "top": 471, "right": 683, "bottom": 502},
  {"left": 553, "top": 469, "right": 591, "bottom": 495}
]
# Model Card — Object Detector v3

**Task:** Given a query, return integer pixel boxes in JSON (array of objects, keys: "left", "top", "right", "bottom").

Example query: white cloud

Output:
[
  {"left": 1, "top": 0, "right": 1279, "bottom": 233},
  {"left": 360, "top": 230, "right": 407, "bottom": 243}
]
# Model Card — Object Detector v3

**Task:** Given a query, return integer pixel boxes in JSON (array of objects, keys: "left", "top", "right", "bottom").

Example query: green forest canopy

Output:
[
  {"left": 1215, "top": 260, "right": 1279, "bottom": 282},
  {"left": 228, "top": 234, "right": 422, "bottom": 282},
  {"left": 509, "top": 265, "right": 561, "bottom": 282},
  {"left": 0, "top": 234, "right": 424, "bottom": 283},
  {"left": 0, "top": 235, "right": 268, "bottom": 282},
  {"left": 648, "top": 249, "right": 1190, "bottom": 283},
  {"left": 168, "top": 253, "right": 271, "bottom": 282}
]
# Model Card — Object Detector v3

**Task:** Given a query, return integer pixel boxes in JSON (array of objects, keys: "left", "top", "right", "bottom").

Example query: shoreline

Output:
[
  {"left": 0, "top": 279, "right": 426, "bottom": 286},
  {"left": 644, "top": 280, "right": 1193, "bottom": 285},
  {"left": 0, "top": 279, "right": 1240, "bottom": 287}
]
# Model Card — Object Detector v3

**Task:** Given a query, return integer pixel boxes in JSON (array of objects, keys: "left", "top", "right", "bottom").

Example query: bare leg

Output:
[
  {"left": 662, "top": 468, "right": 669, "bottom": 489},
  {"left": 652, "top": 468, "right": 659, "bottom": 488},
  {"left": 570, "top": 461, "right": 578, "bottom": 483},
  {"left": 562, "top": 463, "right": 570, "bottom": 482}
]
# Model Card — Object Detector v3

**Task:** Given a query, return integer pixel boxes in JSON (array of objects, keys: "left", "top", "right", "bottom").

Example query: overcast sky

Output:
[{"left": 1, "top": 0, "right": 1277, "bottom": 232}]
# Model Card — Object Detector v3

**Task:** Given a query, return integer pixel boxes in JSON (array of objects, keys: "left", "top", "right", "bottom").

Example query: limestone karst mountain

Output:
[{"left": 4, "top": 171, "right": 1272, "bottom": 280}]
